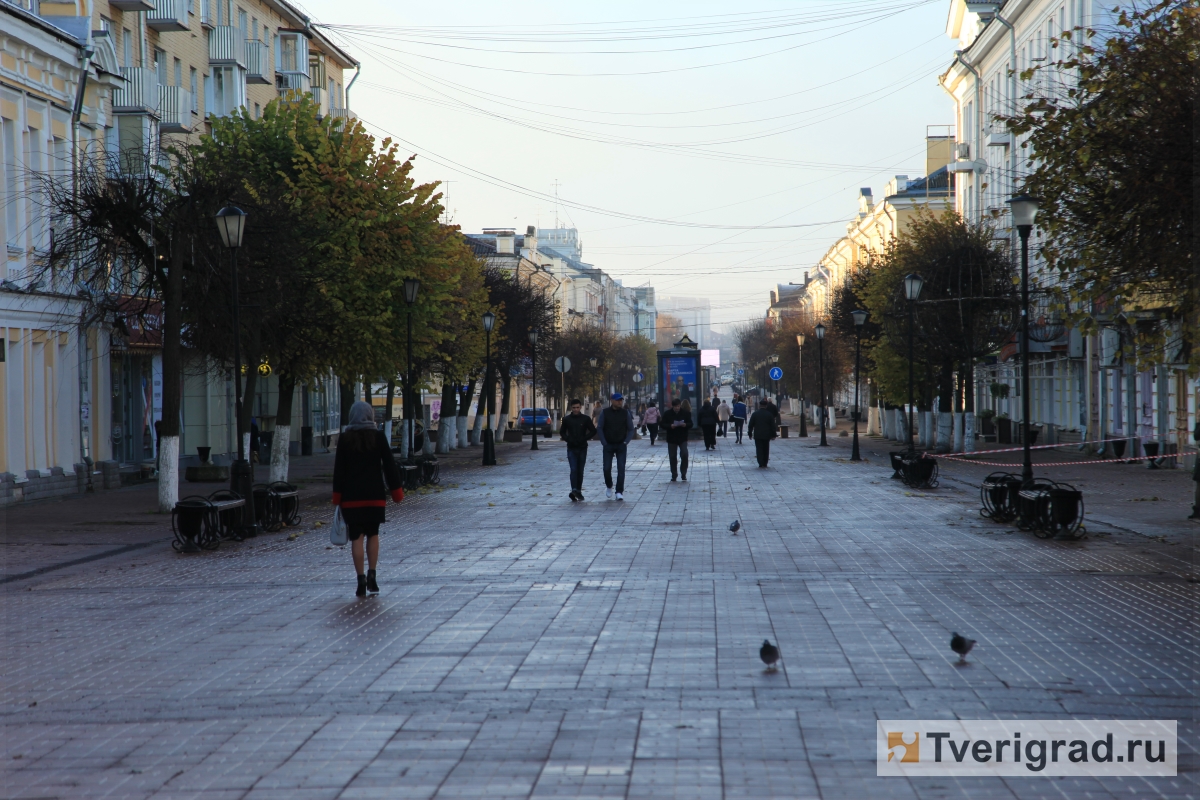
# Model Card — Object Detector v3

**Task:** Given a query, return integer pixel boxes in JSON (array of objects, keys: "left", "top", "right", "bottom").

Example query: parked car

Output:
[{"left": 517, "top": 407, "right": 553, "bottom": 436}]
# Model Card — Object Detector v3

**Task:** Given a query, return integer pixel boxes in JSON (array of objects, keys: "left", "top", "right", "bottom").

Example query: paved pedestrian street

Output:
[{"left": 3, "top": 436, "right": 1197, "bottom": 799}]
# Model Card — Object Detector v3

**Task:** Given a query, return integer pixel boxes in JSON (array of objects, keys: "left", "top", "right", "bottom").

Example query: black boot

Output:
[
  {"left": 356, "top": 574, "right": 367, "bottom": 597},
  {"left": 366, "top": 569, "right": 379, "bottom": 593}
]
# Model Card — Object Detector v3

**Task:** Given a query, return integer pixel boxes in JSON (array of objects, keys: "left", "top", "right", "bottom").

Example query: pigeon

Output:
[
  {"left": 729, "top": 520, "right": 741, "bottom": 534},
  {"left": 950, "top": 632, "right": 976, "bottom": 662},
  {"left": 760, "top": 640, "right": 780, "bottom": 671}
]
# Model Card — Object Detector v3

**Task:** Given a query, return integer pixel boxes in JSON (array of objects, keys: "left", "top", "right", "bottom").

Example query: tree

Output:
[
  {"left": 1006, "top": 0, "right": 1197, "bottom": 370},
  {"left": 656, "top": 313, "right": 687, "bottom": 345},
  {"left": 482, "top": 266, "right": 557, "bottom": 431}
]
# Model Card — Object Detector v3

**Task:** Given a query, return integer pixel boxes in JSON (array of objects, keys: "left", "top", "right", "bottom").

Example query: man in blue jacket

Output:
[
  {"left": 597, "top": 393, "right": 635, "bottom": 500},
  {"left": 730, "top": 395, "right": 748, "bottom": 444}
]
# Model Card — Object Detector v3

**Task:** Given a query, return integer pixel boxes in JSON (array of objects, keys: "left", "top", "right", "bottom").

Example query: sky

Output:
[{"left": 300, "top": 0, "right": 956, "bottom": 332}]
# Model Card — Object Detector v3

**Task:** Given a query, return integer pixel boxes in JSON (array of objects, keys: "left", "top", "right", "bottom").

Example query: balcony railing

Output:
[
  {"left": 208, "top": 27, "right": 246, "bottom": 67},
  {"left": 327, "top": 107, "right": 357, "bottom": 122},
  {"left": 245, "top": 39, "right": 270, "bottom": 84},
  {"left": 147, "top": 0, "right": 188, "bottom": 31},
  {"left": 159, "top": 86, "right": 194, "bottom": 133},
  {"left": 275, "top": 70, "right": 310, "bottom": 97},
  {"left": 112, "top": 68, "right": 160, "bottom": 116}
]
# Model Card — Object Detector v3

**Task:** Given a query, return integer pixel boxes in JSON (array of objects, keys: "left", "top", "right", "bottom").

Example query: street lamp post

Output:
[
  {"left": 528, "top": 329, "right": 539, "bottom": 451},
  {"left": 1008, "top": 194, "right": 1039, "bottom": 485},
  {"left": 904, "top": 273, "right": 925, "bottom": 456},
  {"left": 482, "top": 311, "right": 497, "bottom": 466},
  {"left": 215, "top": 205, "right": 256, "bottom": 537},
  {"left": 851, "top": 309, "right": 868, "bottom": 462},
  {"left": 403, "top": 278, "right": 420, "bottom": 460},
  {"left": 588, "top": 357, "right": 598, "bottom": 401},
  {"left": 815, "top": 323, "right": 828, "bottom": 447},
  {"left": 769, "top": 354, "right": 779, "bottom": 405},
  {"left": 796, "top": 334, "right": 808, "bottom": 437}
]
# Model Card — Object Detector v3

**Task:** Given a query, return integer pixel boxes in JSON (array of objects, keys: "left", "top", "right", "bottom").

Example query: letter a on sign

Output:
[{"left": 888, "top": 733, "right": 919, "bottom": 763}]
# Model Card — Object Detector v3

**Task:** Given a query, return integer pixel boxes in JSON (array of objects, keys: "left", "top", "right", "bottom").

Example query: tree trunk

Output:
[
  {"left": 458, "top": 378, "right": 475, "bottom": 448},
  {"left": 270, "top": 370, "right": 296, "bottom": 483},
  {"left": 240, "top": 333, "right": 260, "bottom": 463},
  {"left": 383, "top": 378, "right": 396, "bottom": 447},
  {"left": 437, "top": 379, "right": 456, "bottom": 454},
  {"left": 497, "top": 373, "right": 512, "bottom": 434},
  {"left": 156, "top": 229, "right": 184, "bottom": 513},
  {"left": 339, "top": 378, "right": 353, "bottom": 427}
]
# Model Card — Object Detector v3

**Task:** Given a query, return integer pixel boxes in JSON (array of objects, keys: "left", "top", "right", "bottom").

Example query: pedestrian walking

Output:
[
  {"left": 559, "top": 398, "right": 597, "bottom": 502},
  {"left": 730, "top": 395, "right": 748, "bottom": 444},
  {"left": 643, "top": 401, "right": 661, "bottom": 445},
  {"left": 597, "top": 393, "right": 635, "bottom": 500},
  {"left": 748, "top": 399, "right": 779, "bottom": 467},
  {"left": 332, "top": 401, "right": 405, "bottom": 597},
  {"left": 662, "top": 398, "right": 693, "bottom": 481},
  {"left": 699, "top": 399, "right": 718, "bottom": 450},
  {"left": 717, "top": 399, "right": 730, "bottom": 437},
  {"left": 1191, "top": 420, "right": 1199, "bottom": 520},
  {"left": 590, "top": 400, "right": 603, "bottom": 427},
  {"left": 637, "top": 402, "right": 647, "bottom": 435}
]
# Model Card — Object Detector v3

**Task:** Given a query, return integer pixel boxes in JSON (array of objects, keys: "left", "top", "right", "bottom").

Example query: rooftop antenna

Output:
[
  {"left": 440, "top": 180, "right": 455, "bottom": 224},
  {"left": 551, "top": 179, "right": 561, "bottom": 229}
]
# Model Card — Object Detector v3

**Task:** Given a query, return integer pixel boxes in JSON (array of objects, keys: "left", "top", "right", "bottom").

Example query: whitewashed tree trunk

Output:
[
  {"left": 470, "top": 413, "right": 483, "bottom": 445},
  {"left": 952, "top": 412, "right": 964, "bottom": 453},
  {"left": 383, "top": 420, "right": 392, "bottom": 447},
  {"left": 269, "top": 424, "right": 291, "bottom": 483},
  {"left": 963, "top": 412, "right": 976, "bottom": 453},
  {"left": 242, "top": 431, "right": 251, "bottom": 461},
  {"left": 435, "top": 417, "right": 451, "bottom": 454},
  {"left": 496, "top": 412, "right": 509, "bottom": 436},
  {"left": 397, "top": 421, "right": 410, "bottom": 460},
  {"left": 936, "top": 411, "right": 953, "bottom": 453},
  {"left": 157, "top": 435, "right": 179, "bottom": 513},
  {"left": 423, "top": 406, "right": 435, "bottom": 456},
  {"left": 457, "top": 415, "right": 469, "bottom": 448}
]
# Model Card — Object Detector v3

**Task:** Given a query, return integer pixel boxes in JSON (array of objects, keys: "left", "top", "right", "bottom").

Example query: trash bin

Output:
[{"left": 301, "top": 426, "right": 313, "bottom": 456}]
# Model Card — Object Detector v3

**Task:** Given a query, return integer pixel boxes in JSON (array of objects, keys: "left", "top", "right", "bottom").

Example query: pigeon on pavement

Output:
[
  {"left": 729, "top": 520, "right": 741, "bottom": 533},
  {"left": 760, "top": 640, "right": 779, "bottom": 670},
  {"left": 950, "top": 632, "right": 976, "bottom": 662}
]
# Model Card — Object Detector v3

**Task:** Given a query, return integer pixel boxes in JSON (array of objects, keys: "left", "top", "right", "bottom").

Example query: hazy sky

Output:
[{"left": 302, "top": 0, "right": 954, "bottom": 331}]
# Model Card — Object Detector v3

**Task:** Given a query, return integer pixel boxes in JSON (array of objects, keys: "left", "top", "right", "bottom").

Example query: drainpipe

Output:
[
  {"left": 344, "top": 63, "right": 360, "bottom": 110},
  {"left": 946, "top": 50, "right": 983, "bottom": 222},
  {"left": 73, "top": 33, "right": 95, "bottom": 488}
]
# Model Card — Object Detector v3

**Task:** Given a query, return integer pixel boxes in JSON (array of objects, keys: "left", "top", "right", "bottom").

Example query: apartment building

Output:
[
  {"left": 1, "top": 0, "right": 355, "bottom": 505},
  {"left": 943, "top": 0, "right": 1194, "bottom": 462}
]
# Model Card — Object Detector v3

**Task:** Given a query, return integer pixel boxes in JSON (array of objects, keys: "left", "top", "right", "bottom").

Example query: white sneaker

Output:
[
  {"left": 615, "top": 493, "right": 623, "bottom": 501},
  {"left": 606, "top": 488, "right": 613, "bottom": 498}
]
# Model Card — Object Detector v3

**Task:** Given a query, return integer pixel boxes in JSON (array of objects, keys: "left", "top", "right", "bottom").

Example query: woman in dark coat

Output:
[
  {"left": 698, "top": 399, "right": 719, "bottom": 450},
  {"left": 333, "top": 401, "right": 404, "bottom": 596}
]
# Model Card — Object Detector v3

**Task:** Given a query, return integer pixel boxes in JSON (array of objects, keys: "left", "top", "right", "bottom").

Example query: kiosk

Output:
[{"left": 657, "top": 334, "right": 707, "bottom": 428}]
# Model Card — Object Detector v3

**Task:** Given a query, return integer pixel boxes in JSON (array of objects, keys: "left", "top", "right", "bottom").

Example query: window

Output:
[
  {"left": 174, "top": 58, "right": 182, "bottom": 87},
  {"left": 3, "top": 118, "right": 20, "bottom": 246},
  {"left": 237, "top": 8, "right": 247, "bottom": 37},
  {"left": 155, "top": 48, "right": 167, "bottom": 85},
  {"left": 279, "top": 34, "right": 296, "bottom": 71},
  {"left": 254, "top": 102, "right": 260, "bottom": 118},
  {"left": 209, "top": 66, "right": 246, "bottom": 117},
  {"left": 190, "top": 67, "right": 198, "bottom": 111},
  {"left": 122, "top": 29, "right": 132, "bottom": 67},
  {"left": 251, "top": 17, "right": 258, "bottom": 38}
]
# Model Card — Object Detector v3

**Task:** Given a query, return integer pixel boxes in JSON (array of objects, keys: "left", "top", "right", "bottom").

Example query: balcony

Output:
[
  {"left": 112, "top": 68, "right": 160, "bottom": 116},
  {"left": 110, "top": 0, "right": 155, "bottom": 11},
  {"left": 147, "top": 0, "right": 188, "bottom": 31},
  {"left": 245, "top": 40, "right": 270, "bottom": 84},
  {"left": 208, "top": 27, "right": 246, "bottom": 67},
  {"left": 159, "top": 86, "right": 195, "bottom": 133},
  {"left": 327, "top": 107, "right": 357, "bottom": 122},
  {"left": 275, "top": 71, "right": 310, "bottom": 97}
]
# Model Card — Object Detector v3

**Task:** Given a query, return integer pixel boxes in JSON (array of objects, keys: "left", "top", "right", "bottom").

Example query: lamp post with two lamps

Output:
[
  {"left": 482, "top": 311, "right": 497, "bottom": 466},
  {"left": 528, "top": 329, "right": 540, "bottom": 451},
  {"left": 903, "top": 273, "right": 925, "bottom": 456},
  {"left": 1008, "top": 194, "right": 1039, "bottom": 485},
  {"left": 403, "top": 278, "right": 419, "bottom": 460},
  {"left": 850, "top": 310, "right": 868, "bottom": 462},
  {"left": 214, "top": 205, "right": 257, "bottom": 536},
  {"left": 814, "top": 323, "right": 828, "bottom": 447}
]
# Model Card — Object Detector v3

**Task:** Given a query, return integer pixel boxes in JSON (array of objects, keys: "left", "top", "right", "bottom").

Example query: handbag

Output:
[{"left": 330, "top": 506, "right": 348, "bottom": 546}]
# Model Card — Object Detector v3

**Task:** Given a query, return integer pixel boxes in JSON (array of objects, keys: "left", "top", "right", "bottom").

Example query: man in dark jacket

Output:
[
  {"left": 730, "top": 396, "right": 748, "bottom": 444},
  {"left": 748, "top": 399, "right": 779, "bottom": 467},
  {"left": 661, "top": 398, "right": 693, "bottom": 481},
  {"left": 560, "top": 398, "right": 597, "bottom": 502},
  {"left": 698, "top": 400, "right": 719, "bottom": 450},
  {"left": 597, "top": 393, "right": 635, "bottom": 500}
]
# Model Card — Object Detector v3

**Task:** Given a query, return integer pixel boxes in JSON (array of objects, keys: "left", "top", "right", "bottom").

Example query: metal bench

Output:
[
  {"left": 399, "top": 464, "right": 421, "bottom": 491},
  {"left": 255, "top": 481, "right": 301, "bottom": 531},
  {"left": 172, "top": 490, "right": 246, "bottom": 552}
]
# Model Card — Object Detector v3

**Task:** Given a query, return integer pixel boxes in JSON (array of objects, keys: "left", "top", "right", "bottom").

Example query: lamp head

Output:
[
  {"left": 814, "top": 323, "right": 826, "bottom": 340},
  {"left": 796, "top": 333, "right": 805, "bottom": 346},
  {"left": 403, "top": 278, "right": 420, "bottom": 305},
  {"left": 528, "top": 329, "right": 538, "bottom": 345},
  {"left": 214, "top": 205, "right": 246, "bottom": 249},
  {"left": 482, "top": 310, "right": 496, "bottom": 332},
  {"left": 852, "top": 309, "right": 868, "bottom": 327},
  {"left": 589, "top": 357, "right": 597, "bottom": 367},
  {"left": 903, "top": 273, "right": 925, "bottom": 302},
  {"left": 1007, "top": 194, "right": 1039, "bottom": 230}
]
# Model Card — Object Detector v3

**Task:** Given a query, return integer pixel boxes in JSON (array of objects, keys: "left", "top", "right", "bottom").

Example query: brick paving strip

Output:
[{"left": 2, "top": 432, "right": 1197, "bottom": 799}]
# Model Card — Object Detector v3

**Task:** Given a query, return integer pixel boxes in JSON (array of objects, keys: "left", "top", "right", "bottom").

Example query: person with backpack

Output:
[
  {"left": 730, "top": 395, "right": 748, "bottom": 444},
  {"left": 332, "top": 401, "right": 405, "bottom": 597},
  {"left": 643, "top": 401, "right": 661, "bottom": 445},
  {"left": 597, "top": 393, "right": 635, "bottom": 500},
  {"left": 559, "top": 398, "right": 597, "bottom": 502}
]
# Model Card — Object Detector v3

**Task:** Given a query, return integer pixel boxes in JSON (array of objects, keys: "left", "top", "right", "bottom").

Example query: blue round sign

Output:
[
  {"left": 737, "top": 368, "right": 744, "bottom": 375},
  {"left": 768, "top": 367, "right": 784, "bottom": 381}
]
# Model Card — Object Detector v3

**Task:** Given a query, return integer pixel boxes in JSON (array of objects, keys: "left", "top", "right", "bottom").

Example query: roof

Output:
[{"left": 893, "top": 166, "right": 952, "bottom": 197}]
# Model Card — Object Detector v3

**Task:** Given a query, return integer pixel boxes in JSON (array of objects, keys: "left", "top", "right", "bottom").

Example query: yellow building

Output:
[{"left": 1, "top": 0, "right": 355, "bottom": 505}]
